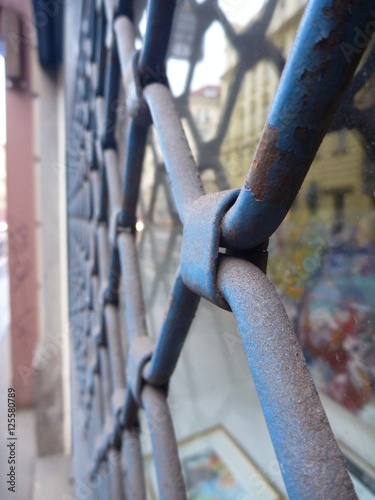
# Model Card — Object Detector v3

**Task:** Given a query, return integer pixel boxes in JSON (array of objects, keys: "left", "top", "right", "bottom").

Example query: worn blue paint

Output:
[
  {"left": 218, "top": 257, "right": 356, "bottom": 499},
  {"left": 32, "top": 0, "right": 63, "bottom": 67},
  {"left": 102, "top": 38, "right": 121, "bottom": 150},
  {"left": 139, "top": 0, "right": 176, "bottom": 86},
  {"left": 221, "top": 0, "right": 375, "bottom": 249},
  {"left": 120, "top": 120, "right": 149, "bottom": 229},
  {"left": 145, "top": 270, "right": 200, "bottom": 386}
]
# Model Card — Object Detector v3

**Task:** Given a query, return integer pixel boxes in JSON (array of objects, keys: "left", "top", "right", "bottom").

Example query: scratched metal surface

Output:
[{"left": 137, "top": 224, "right": 286, "bottom": 493}]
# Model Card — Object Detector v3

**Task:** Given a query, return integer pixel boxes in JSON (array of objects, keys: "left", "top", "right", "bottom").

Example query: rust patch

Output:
[
  {"left": 315, "top": 2, "right": 353, "bottom": 53},
  {"left": 322, "top": 1, "right": 355, "bottom": 21},
  {"left": 294, "top": 126, "right": 310, "bottom": 141},
  {"left": 245, "top": 124, "right": 279, "bottom": 201}
]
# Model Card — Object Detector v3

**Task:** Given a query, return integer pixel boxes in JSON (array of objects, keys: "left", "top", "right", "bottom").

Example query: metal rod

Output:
[
  {"left": 114, "top": 16, "right": 135, "bottom": 77},
  {"left": 217, "top": 256, "right": 356, "bottom": 500},
  {"left": 103, "top": 149, "right": 122, "bottom": 215},
  {"left": 95, "top": 4, "right": 107, "bottom": 97},
  {"left": 120, "top": 119, "right": 150, "bottom": 228},
  {"left": 145, "top": 269, "right": 200, "bottom": 386},
  {"left": 144, "top": 83, "right": 204, "bottom": 223},
  {"left": 142, "top": 385, "right": 186, "bottom": 500},
  {"left": 123, "top": 429, "right": 147, "bottom": 499},
  {"left": 118, "top": 232, "right": 148, "bottom": 342},
  {"left": 108, "top": 448, "right": 125, "bottom": 500},
  {"left": 138, "top": 0, "right": 176, "bottom": 85},
  {"left": 102, "top": 40, "right": 121, "bottom": 149},
  {"left": 104, "top": 304, "right": 126, "bottom": 390},
  {"left": 221, "top": 0, "right": 375, "bottom": 249}
]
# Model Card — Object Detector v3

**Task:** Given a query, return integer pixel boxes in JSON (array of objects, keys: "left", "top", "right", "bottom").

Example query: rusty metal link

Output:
[
  {"left": 181, "top": 189, "right": 240, "bottom": 309},
  {"left": 127, "top": 336, "right": 156, "bottom": 405},
  {"left": 124, "top": 51, "right": 153, "bottom": 123},
  {"left": 66, "top": 0, "right": 375, "bottom": 498}
]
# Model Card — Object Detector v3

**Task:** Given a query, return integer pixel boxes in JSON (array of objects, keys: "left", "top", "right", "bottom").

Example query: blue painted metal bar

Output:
[
  {"left": 145, "top": 270, "right": 200, "bottom": 386},
  {"left": 119, "top": 119, "right": 150, "bottom": 228},
  {"left": 98, "top": 165, "right": 109, "bottom": 223},
  {"left": 120, "top": 386, "right": 139, "bottom": 429},
  {"left": 217, "top": 256, "right": 356, "bottom": 499},
  {"left": 117, "top": 0, "right": 134, "bottom": 20},
  {"left": 104, "top": 246, "right": 121, "bottom": 305},
  {"left": 117, "top": 232, "right": 148, "bottom": 343},
  {"left": 89, "top": 0, "right": 97, "bottom": 63},
  {"left": 142, "top": 385, "right": 187, "bottom": 500},
  {"left": 32, "top": 0, "right": 64, "bottom": 67},
  {"left": 138, "top": 0, "right": 176, "bottom": 86},
  {"left": 123, "top": 429, "right": 147, "bottom": 499},
  {"left": 104, "top": 304, "right": 126, "bottom": 390},
  {"left": 221, "top": 0, "right": 375, "bottom": 249},
  {"left": 101, "top": 37, "right": 121, "bottom": 150},
  {"left": 144, "top": 83, "right": 205, "bottom": 224},
  {"left": 114, "top": 15, "right": 136, "bottom": 77},
  {"left": 95, "top": 3, "right": 107, "bottom": 97}
]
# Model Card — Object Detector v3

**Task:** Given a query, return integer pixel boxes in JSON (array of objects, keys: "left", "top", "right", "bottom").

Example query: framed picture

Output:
[{"left": 144, "top": 425, "right": 284, "bottom": 499}]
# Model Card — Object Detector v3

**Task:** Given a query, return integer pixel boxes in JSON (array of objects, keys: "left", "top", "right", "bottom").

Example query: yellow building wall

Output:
[{"left": 220, "top": 0, "right": 372, "bottom": 227}]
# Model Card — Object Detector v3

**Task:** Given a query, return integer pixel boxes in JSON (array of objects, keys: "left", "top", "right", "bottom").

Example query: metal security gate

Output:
[{"left": 66, "top": 0, "right": 375, "bottom": 498}]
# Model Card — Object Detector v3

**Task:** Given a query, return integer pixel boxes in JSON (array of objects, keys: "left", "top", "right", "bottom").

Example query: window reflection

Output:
[
  {"left": 138, "top": 0, "right": 375, "bottom": 490},
  {"left": 217, "top": 0, "right": 375, "bottom": 428}
]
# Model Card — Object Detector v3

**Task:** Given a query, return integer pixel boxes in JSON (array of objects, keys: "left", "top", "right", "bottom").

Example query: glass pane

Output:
[{"left": 138, "top": 0, "right": 375, "bottom": 496}]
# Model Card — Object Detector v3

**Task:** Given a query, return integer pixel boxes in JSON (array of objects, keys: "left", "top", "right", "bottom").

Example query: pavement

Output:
[
  {"left": 33, "top": 453, "right": 74, "bottom": 500},
  {"left": 0, "top": 403, "right": 74, "bottom": 500},
  {"left": 0, "top": 254, "right": 37, "bottom": 500}
]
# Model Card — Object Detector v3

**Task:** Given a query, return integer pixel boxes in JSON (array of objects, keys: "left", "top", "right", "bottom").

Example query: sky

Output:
[{"left": 218, "top": 0, "right": 265, "bottom": 26}]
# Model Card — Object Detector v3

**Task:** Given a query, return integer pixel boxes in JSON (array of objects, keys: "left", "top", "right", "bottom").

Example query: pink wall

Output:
[{"left": 1, "top": 0, "right": 38, "bottom": 408}]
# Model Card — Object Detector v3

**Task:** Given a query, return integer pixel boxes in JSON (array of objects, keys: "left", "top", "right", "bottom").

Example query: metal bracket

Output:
[
  {"left": 181, "top": 189, "right": 269, "bottom": 310},
  {"left": 125, "top": 51, "right": 152, "bottom": 126},
  {"left": 127, "top": 336, "right": 156, "bottom": 405},
  {"left": 181, "top": 189, "right": 240, "bottom": 310}
]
